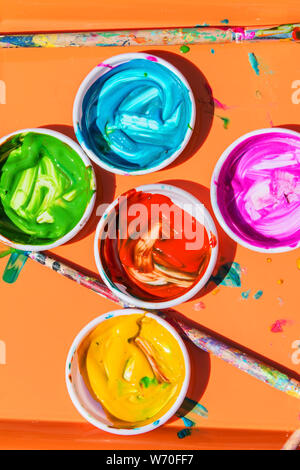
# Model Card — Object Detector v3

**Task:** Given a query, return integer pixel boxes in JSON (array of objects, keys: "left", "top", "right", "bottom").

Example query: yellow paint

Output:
[
  {"left": 297, "top": 258, "right": 300, "bottom": 270},
  {"left": 78, "top": 314, "right": 185, "bottom": 426}
]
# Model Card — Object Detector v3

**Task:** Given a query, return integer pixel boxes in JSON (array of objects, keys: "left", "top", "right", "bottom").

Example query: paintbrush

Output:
[
  {"left": 0, "top": 24, "right": 299, "bottom": 48},
  {"left": 16, "top": 250, "right": 299, "bottom": 400}
]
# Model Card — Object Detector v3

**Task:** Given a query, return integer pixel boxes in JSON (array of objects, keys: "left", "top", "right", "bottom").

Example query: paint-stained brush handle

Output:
[
  {"left": 0, "top": 23, "right": 299, "bottom": 48},
  {"left": 27, "top": 251, "right": 300, "bottom": 400}
]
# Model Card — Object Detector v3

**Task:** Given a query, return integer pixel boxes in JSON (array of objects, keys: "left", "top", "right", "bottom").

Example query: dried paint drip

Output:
[{"left": 100, "top": 190, "right": 212, "bottom": 302}]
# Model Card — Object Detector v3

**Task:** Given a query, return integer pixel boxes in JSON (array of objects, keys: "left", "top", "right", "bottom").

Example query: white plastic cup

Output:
[
  {"left": 0, "top": 128, "right": 96, "bottom": 252},
  {"left": 211, "top": 127, "right": 300, "bottom": 254},
  {"left": 65, "top": 308, "right": 191, "bottom": 435},
  {"left": 94, "top": 183, "right": 218, "bottom": 309},
  {"left": 73, "top": 52, "right": 196, "bottom": 175}
]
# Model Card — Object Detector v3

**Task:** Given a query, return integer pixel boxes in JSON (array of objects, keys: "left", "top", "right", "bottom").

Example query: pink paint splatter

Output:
[
  {"left": 97, "top": 63, "right": 114, "bottom": 69},
  {"left": 213, "top": 98, "right": 229, "bottom": 110},
  {"left": 146, "top": 56, "right": 158, "bottom": 62},
  {"left": 270, "top": 319, "right": 292, "bottom": 333},
  {"left": 193, "top": 301, "right": 206, "bottom": 311}
]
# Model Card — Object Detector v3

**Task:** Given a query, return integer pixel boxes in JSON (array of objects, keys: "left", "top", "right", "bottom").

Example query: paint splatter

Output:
[
  {"left": 277, "top": 279, "right": 284, "bottom": 285},
  {"left": 97, "top": 62, "right": 114, "bottom": 69},
  {"left": 177, "top": 428, "right": 192, "bottom": 439},
  {"left": 211, "top": 262, "right": 242, "bottom": 287},
  {"left": 254, "top": 290, "right": 263, "bottom": 299},
  {"left": 180, "top": 45, "right": 190, "bottom": 53},
  {"left": 213, "top": 98, "right": 229, "bottom": 110},
  {"left": 221, "top": 19, "right": 229, "bottom": 24},
  {"left": 256, "top": 90, "right": 262, "bottom": 99},
  {"left": 193, "top": 301, "right": 206, "bottom": 311},
  {"left": 212, "top": 287, "right": 220, "bottom": 295},
  {"left": 146, "top": 56, "right": 158, "bottom": 62},
  {"left": 297, "top": 258, "right": 300, "bottom": 270},
  {"left": 211, "top": 48, "right": 215, "bottom": 54},
  {"left": 179, "top": 416, "right": 196, "bottom": 427},
  {"left": 248, "top": 52, "right": 260, "bottom": 75},
  {"left": 241, "top": 289, "right": 251, "bottom": 299},
  {"left": 218, "top": 116, "right": 230, "bottom": 129},
  {"left": 270, "top": 319, "right": 289, "bottom": 333},
  {"left": 266, "top": 257, "right": 272, "bottom": 263}
]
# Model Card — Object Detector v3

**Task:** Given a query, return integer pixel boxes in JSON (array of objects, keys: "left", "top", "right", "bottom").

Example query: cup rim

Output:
[
  {"left": 210, "top": 127, "right": 300, "bottom": 254},
  {"left": 94, "top": 183, "right": 218, "bottom": 309},
  {"left": 73, "top": 52, "right": 196, "bottom": 176},
  {"left": 65, "top": 308, "right": 191, "bottom": 435},
  {"left": 0, "top": 127, "right": 96, "bottom": 252}
]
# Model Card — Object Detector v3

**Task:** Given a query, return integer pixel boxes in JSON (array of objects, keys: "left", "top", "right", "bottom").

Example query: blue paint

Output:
[
  {"left": 248, "top": 53, "right": 260, "bottom": 75},
  {"left": 211, "top": 262, "right": 242, "bottom": 287},
  {"left": 105, "top": 314, "right": 114, "bottom": 319},
  {"left": 177, "top": 428, "right": 192, "bottom": 439},
  {"left": 241, "top": 289, "right": 251, "bottom": 299},
  {"left": 80, "top": 59, "right": 192, "bottom": 172},
  {"left": 254, "top": 290, "right": 263, "bottom": 299},
  {"left": 179, "top": 397, "right": 208, "bottom": 419},
  {"left": 221, "top": 19, "right": 229, "bottom": 24},
  {"left": 153, "top": 420, "right": 160, "bottom": 426},
  {"left": 180, "top": 416, "right": 195, "bottom": 427},
  {"left": 211, "top": 48, "right": 215, "bottom": 54}
]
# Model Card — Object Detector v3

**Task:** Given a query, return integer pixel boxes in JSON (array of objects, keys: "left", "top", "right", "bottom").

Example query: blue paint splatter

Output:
[
  {"left": 211, "top": 48, "right": 215, "bottom": 54},
  {"left": 105, "top": 314, "right": 114, "bottom": 319},
  {"left": 248, "top": 52, "right": 260, "bottom": 75},
  {"left": 254, "top": 290, "right": 263, "bottom": 299},
  {"left": 211, "top": 262, "right": 242, "bottom": 287},
  {"left": 177, "top": 428, "right": 192, "bottom": 439},
  {"left": 153, "top": 420, "right": 160, "bottom": 426},
  {"left": 221, "top": 19, "right": 229, "bottom": 24},
  {"left": 241, "top": 289, "right": 251, "bottom": 299},
  {"left": 180, "top": 416, "right": 196, "bottom": 427}
]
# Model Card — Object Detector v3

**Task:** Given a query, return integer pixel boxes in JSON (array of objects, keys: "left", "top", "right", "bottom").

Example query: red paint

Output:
[
  {"left": 270, "top": 319, "right": 289, "bottom": 333},
  {"left": 100, "top": 190, "right": 211, "bottom": 301}
]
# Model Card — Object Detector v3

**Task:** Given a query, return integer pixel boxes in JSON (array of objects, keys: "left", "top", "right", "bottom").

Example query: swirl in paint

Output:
[
  {"left": 100, "top": 190, "right": 212, "bottom": 301},
  {"left": 0, "top": 132, "right": 95, "bottom": 245},
  {"left": 216, "top": 132, "right": 300, "bottom": 248},
  {"left": 79, "top": 58, "right": 192, "bottom": 171}
]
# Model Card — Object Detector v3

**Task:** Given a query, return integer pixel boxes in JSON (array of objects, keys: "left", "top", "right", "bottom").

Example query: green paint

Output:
[
  {"left": 2, "top": 251, "right": 28, "bottom": 284},
  {"left": 180, "top": 45, "right": 190, "bottom": 53},
  {"left": 0, "top": 132, "right": 95, "bottom": 245},
  {"left": 220, "top": 116, "right": 230, "bottom": 129},
  {"left": 0, "top": 248, "right": 12, "bottom": 258},
  {"left": 140, "top": 376, "right": 158, "bottom": 388}
]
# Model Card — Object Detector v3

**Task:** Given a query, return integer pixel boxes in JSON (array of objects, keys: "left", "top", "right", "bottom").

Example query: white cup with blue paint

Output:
[{"left": 73, "top": 53, "right": 196, "bottom": 175}]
